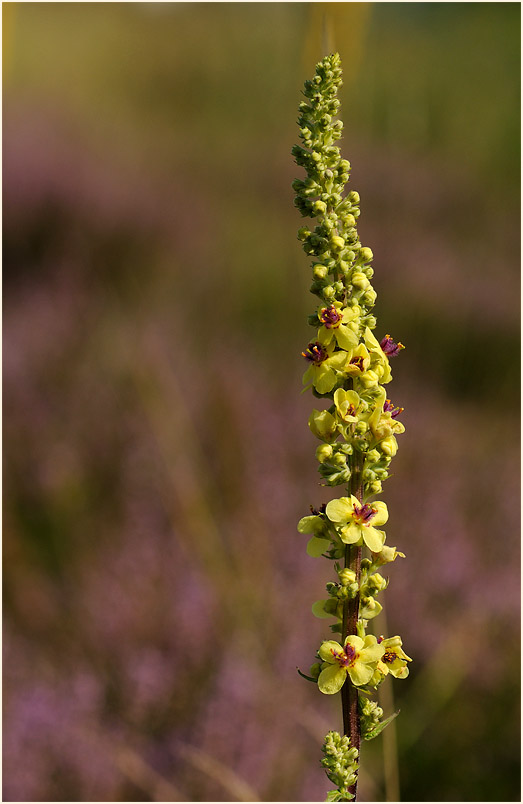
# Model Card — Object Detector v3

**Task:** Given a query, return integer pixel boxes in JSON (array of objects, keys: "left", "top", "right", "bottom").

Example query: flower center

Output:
[
  {"left": 332, "top": 642, "right": 357, "bottom": 668},
  {"left": 302, "top": 341, "right": 328, "bottom": 365},
  {"left": 380, "top": 334, "right": 404, "bottom": 357},
  {"left": 319, "top": 305, "right": 342, "bottom": 329},
  {"left": 349, "top": 355, "right": 365, "bottom": 371},
  {"left": 382, "top": 650, "right": 397, "bottom": 664},
  {"left": 352, "top": 502, "right": 377, "bottom": 526}
]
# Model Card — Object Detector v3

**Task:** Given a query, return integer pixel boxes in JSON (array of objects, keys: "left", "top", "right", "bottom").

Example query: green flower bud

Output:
[
  {"left": 342, "top": 214, "right": 356, "bottom": 228},
  {"left": 297, "top": 227, "right": 311, "bottom": 241},
  {"left": 312, "top": 264, "right": 328, "bottom": 280},
  {"left": 380, "top": 436, "right": 398, "bottom": 457},
  {"left": 338, "top": 568, "right": 356, "bottom": 586},
  {"left": 368, "top": 480, "right": 382, "bottom": 495},
  {"left": 360, "top": 246, "right": 373, "bottom": 262},
  {"left": 348, "top": 190, "right": 360, "bottom": 204},
  {"left": 313, "top": 200, "right": 327, "bottom": 215},
  {"left": 373, "top": 545, "right": 406, "bottom": 565},
  {"left": 362, "top": 289, "right": 377, "bottom": 306},
  {"left": 308, "top": 409, "right": 337, "bottom": 441},
  {"left": 351, "top": 271, "right": 370, "bottom": 290},
  {"left": 366, "top": 573, "right": 388, "bottom": 593},
  {"left": 323, "top": 285, "right": 336, "bottom": 300},
  {"left": 316, "top": 444, "right": 334, "bottom": 463},
  {"left": 332, "top": 452, "right": 346, "bottom": 467},
  {"left": 330, "top": 236, "right": 345, "bottom": 251}
]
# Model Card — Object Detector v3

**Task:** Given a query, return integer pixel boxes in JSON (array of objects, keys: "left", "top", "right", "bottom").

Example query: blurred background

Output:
[{"left": 3, "top": 3, "right": 520, "bottom": 802}]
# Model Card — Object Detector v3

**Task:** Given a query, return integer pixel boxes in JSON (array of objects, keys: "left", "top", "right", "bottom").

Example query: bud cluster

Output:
[
  {"left": 293, "top": 54, "right": 411, "bottom": 800},
  {"left": 321, "top": 731, "right": 359, "bottom": 802}
]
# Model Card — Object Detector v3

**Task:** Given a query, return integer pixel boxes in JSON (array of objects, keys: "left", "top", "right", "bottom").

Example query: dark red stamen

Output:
[
  {"left": 331, "top": 642, "right": 357, "bottom": 667},
  {"left": 349, "top": 356, "right": 365, "bottom": 371},
  {"left": 319, "top": 305, "right": 342, "bottom": 329},
  {"left": 384, "top": 399, "right": 404, "bottom": 419},
  {"left": 352, "top": 502, "right": 377, "bottom": 525},
  {"left": 380, "top": 334, "right": 404, "bottom": 357},
  {"left": 383, "top": 651, "right": 396, "bottom": 664},
  {"left": 302, "top": 341, "right": 328, "bottom": 364}
]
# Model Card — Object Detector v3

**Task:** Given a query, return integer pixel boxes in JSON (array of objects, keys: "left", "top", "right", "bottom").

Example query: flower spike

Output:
[{"left": 293, "top": 53, "right": 410, "bottom": 801}]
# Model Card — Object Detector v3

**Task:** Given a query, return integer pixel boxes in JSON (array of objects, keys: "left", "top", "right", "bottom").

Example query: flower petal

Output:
[
  {"left": 306, "top": 536, "right": 331, "bottom": 557},
  {"left": 327, "top": 351, "right": 350, "bottom": 370},
  {"left": 318, "top": 640, "right": 343, "bottom": 663},
  {"left": 360, "top": 637, "right": 385, "bottom": 664},
  {"left": 339, "top": 523, "right": 362, "bottom": 544},
  {"left": 318, "top": 327, "right": 334, "bottom": 347},
  {"left": 347, "top": 660, "right": 374, "bottom": 686},
  {"left": 311, "top": 600, "right": 332, "bottom": 619},
  {"left": 363, "top": 526, "right": 386, "bottom": 553},
  {"left": 315, "top": 366, "right": 337, "bottom": 394},
  {"left": 371, "top": 501, "right": 388, "bottom": 527},
  {"left": 318, "top": 664, "right": 347, "bottom": 694},
  {"left": 344, "top": 635, "right": 364, "bottom": 652},
  {"left": 297, "top": 515, "right": 323, "bottom": 534},
  {"left": 325, "top": 497, "right": 353, "bottom": 524},
  {"left": 336, "top": 325, "right": 359, "bottom": 351}
]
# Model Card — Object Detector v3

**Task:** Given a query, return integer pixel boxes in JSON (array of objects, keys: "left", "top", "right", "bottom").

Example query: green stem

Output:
[{"left": 341, "top": 449, "right": 364, "bottom": 799}]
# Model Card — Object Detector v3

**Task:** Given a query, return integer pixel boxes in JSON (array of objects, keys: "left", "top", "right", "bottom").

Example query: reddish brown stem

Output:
[{"left": 341, "top": 450, "right": 364, "bottom": 799}]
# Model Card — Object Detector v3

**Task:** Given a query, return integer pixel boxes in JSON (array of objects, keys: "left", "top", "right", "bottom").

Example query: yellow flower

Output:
[
  {"left": 376, "top": 636, "right": 411, "bottom": 679},
  {"left": 325, "top": 495, "right": 388, "bottom": 553},
  {"left": 317, "top": 635, "right": 384, "bottom": 693},
  {"left": 302, "top": 341, "right": 349, "bottom": 394},
  {"left": 317, "top": 302, "right": 359, "bottom": 352},
  {"left": 333, "top": 388, "right": 365, "bottom": 424}
]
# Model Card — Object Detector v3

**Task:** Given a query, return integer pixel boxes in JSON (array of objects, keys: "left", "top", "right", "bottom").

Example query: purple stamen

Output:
[
  {"left": 384, "top": 398, "right": 404, "bottom": 419},
  {"left": 352, "top": 502, "right": 377, "bottom": 525},
  {"left": 319, "top": 305, "right": 342, "bottom": 329},
  {"left": 349, "top": 356, "right": 365, "bottom": 371},
  {"left": 302, "top": 341, "right": 328, "bottom": 364},
  {"left": 331, "top": 642, "right": 357, "bottom": 668},
  {"left": 380, "top": 334, "right": 404, "bottom": 357}
]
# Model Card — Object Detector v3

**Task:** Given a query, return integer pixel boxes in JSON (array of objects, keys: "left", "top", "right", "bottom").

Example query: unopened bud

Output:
[
  {"left": 313, "top": 264, "right": 328, "bottom": 280},
  {"left": 330, "top": 235, "right": 345, "bottom": 251},
  {"left": 338, "top": 568, "right": 356, "bottom": 586},
  {"left": 316, "top": 444, "right": 333, "bottom": 463},
  {"left": 351, "top": 271, "right": 370, "bottom": 290},
  {"left": 380, "top": 436, "right": 398, "bottom": 457},
  {"left": 362, "top": 289, "right": 377, "bottom": 306},
  {"left": 360, "top": 246, "right": 373, "bottom": 262}
]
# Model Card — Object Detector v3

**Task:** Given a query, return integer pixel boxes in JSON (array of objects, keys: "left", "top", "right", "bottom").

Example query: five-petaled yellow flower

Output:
[
  {"left": 326, "top": 495, "right": 388, "bottom": 553},
  {"left": 317, "top": 635, "right": 384, "bottom": 693}
]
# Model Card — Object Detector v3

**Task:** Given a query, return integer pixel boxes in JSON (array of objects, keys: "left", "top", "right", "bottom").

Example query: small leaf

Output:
[
  {"left": 363, "top": 710, "right": 400, "bottom": 741},
  {"left": 296, "top": 667, "right": 317, "bottom": 683}
]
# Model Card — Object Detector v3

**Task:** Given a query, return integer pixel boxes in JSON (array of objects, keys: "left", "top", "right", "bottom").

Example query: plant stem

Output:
[{"left": 341, "top": 450, "right": 364, "bottom": 799}]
